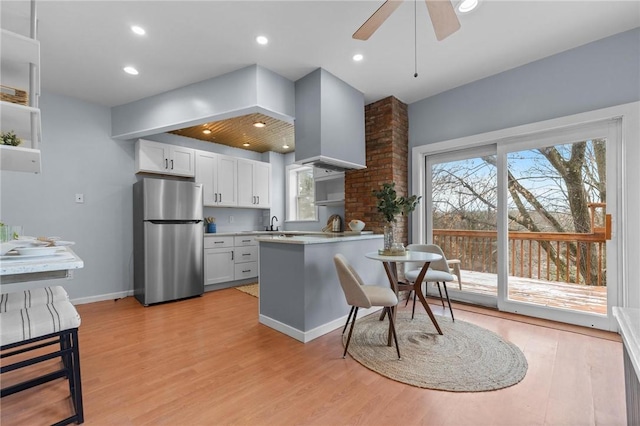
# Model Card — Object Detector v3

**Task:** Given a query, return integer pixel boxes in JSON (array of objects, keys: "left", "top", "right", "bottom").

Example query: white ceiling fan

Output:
[{"left": 353, "top": 0, "right": 461, "bottom": 41}]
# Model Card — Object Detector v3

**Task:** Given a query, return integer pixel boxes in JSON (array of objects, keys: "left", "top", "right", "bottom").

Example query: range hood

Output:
[
  {"left": 294, "top": 68, "right": 367, "bottom": 171},
  {"left": 300, "top": 155, "right": 366, "bottom": 172}
]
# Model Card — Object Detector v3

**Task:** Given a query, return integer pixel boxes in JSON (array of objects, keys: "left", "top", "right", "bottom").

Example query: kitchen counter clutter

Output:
[
  {"left": 613, "top": 307, "right": 640, "bottom": 423},
  {"left": 0, "top": 246, "right": 83, "bottom": 284}
]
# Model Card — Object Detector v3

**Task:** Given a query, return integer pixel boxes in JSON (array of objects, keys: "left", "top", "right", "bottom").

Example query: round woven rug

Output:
[{"left": 343, "top": 312, "right": 528, "bottom": 392}]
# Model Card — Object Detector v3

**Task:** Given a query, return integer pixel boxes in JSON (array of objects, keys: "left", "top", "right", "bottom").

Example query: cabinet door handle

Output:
[
  {"left": 214, "top": 193, "right": 218, "bottom": 202},
  {"left": 218, "top": 193, "right": 222, "bottom": 202},
  {"left": 165, "top": 158, "right": 168, "bottom": 169},
  {"left": 214, "top": 241, "right": 224, "bottom": 244},
  {"left": 171, "top": 159, "right": 174, "bottom": 170},
  {"left": 242, "top": 239, "right": 251, "bottom": 243},
  {"left": 242, "top": 253, "right": 250, "bottom": 256},
  {"left": 242, "top": 269, "right": 251, "bottom": 273},
  {"left": 257, "top": 196, "right": 260, "bottom": 204},
  {"left": 231, "top": 250, "right": 234, "bottom": 261}
]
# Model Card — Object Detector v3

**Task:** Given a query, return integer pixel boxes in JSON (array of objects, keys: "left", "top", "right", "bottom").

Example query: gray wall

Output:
[
  {"left": 1, "top": 92, "right": 136, "bottom": 301},
  {"left": 408, "top": 28, "right": 640, "bottom": 308},
  {"left": 409, "top": 28, "right": 640, "bottom": 146}
]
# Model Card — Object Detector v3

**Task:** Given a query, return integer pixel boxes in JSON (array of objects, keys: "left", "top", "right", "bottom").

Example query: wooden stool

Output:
[
  {"left": 1, "top": 300, "right": 84, "bottom": 425},
  {"left": 447, "top": 259, "right": 462, "bottom": 289}
]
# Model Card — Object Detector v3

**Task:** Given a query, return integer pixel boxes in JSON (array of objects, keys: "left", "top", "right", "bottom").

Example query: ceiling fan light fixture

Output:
[
  {"left": 253, "top": 121, "right": 266, "bottom": 128},
  {"left": 457, "top": 0, "right": 479, "bottom": 14}
]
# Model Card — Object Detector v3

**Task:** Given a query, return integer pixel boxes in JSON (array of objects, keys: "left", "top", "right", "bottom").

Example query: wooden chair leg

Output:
[{"left": 343, "top": 307, "right": 359, "bottom": 359}]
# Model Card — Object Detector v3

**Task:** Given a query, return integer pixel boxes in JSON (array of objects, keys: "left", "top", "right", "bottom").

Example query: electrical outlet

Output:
[
  {"left": 75, "top": 193, "right": 84, "bottom": 203},
  {"left": 229, "top": 215, "right": 235, "bottom": 224}
]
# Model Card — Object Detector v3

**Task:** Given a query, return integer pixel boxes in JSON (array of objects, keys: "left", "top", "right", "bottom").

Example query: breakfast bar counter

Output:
[{"left": 256, "top": 233, "right": 385, "bottom": 342}]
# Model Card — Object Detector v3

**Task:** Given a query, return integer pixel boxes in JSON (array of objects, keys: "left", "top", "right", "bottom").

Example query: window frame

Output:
[{"left": 285, "top": 164, "right": 318, "bottom": 222}]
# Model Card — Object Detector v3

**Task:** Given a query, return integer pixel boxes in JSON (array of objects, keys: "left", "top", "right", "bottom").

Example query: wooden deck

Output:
[{"left": 449, "top": 270, "right": 607, "bottom": 315}]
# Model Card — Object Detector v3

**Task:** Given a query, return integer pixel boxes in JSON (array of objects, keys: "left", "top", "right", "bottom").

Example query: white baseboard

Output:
[
  {"left": 71, "top": 290, "right": 133, "bottom": 305},
  {"left": 259, "top": 306, "right": 383, "bottom": 343}
]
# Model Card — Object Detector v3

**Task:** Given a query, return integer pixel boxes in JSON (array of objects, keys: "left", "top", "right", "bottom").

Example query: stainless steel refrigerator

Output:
[{"left": 133, "top": 178, "right": 204, "bottom": 306}]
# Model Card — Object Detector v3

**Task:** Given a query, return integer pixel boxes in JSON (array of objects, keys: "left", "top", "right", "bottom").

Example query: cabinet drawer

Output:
[
  {"left": 234, "top": 261, "right": 258, "bottom": 279},
  {"left": 234, "top": 235, "right": 257, "bottom": 246},
  {"left": 204, "top": 236, "right": 234, "bottom": 249},
  {"left": 235, "top": 246, "right": 258, "bottom": 263}
]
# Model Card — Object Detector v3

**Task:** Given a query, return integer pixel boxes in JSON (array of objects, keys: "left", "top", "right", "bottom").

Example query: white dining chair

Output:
[
  {"left": 334, "top": 254, "right": 401, "bottom": 359},
  {"left": 404, "top": 244, "right": 456, "bottom": 321}
]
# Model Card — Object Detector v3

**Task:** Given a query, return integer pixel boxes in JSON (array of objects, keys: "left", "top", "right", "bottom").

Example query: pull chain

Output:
[{"left": 414, "top": 0, "right": 418, "bottom": 78}]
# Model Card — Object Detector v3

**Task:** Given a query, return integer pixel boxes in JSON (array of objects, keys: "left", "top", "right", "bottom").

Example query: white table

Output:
[
  {"left": 365, "top": 251, "right": 443, "bottom": 342},
  {"left": 0, "top": 247, "right": 83, "bottom": 284}
]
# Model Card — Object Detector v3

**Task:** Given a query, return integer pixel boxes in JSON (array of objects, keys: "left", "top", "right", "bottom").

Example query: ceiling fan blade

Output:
[
  {"left": 353, "top": 0, "right": 404, "bottom": 40},
  {"left": 424, "top": 0, "right": 461, "bottom": 41}
]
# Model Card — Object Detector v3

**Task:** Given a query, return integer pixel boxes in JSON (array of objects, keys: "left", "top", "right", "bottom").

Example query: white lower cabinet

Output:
[
  {"left": 204, "top": 235, "right": 258, "bottom": 286},
  {"left": 204, "top": 236, "right": 234, "bottom": 285}
]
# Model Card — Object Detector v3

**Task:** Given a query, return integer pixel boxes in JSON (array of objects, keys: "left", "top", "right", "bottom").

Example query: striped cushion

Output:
[
  {"left": 0, "top": 286, "right": 69, "bottom": 313},
  {"left": 0, "top": 301, "right": 81, "bottom": 346}
]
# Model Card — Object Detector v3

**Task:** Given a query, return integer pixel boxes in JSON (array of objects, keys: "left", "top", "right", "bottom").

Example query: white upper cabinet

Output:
[
  {"left": 237, "top": 159, "right": 271, "bottom": 208},
  {"left": 135, "top": 139, "right": 195, "bottom": 177},
  {"left": 195, "top": 150, "right": 237, "bottom": 207}
]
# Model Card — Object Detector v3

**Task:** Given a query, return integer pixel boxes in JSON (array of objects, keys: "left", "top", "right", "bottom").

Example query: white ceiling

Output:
[{"left": 2, "top": 0, "right": 639, "bottom": 109}]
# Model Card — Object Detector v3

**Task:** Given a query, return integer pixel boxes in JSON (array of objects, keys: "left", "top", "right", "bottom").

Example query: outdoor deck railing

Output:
[{"left": 433, "top": 229, "right": 607, "bottom": 286}]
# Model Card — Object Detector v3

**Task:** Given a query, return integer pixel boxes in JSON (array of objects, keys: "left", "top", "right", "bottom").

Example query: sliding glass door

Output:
[{"left": 423, "top": 118, "right": 620, "bottom": 329}]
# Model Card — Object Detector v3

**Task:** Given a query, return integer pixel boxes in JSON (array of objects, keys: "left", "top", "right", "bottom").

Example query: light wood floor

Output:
[{"left": 1, "top": 288, "right": 625, "bottom": 426}]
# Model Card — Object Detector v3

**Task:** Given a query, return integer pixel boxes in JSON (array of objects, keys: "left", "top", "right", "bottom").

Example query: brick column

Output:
[{"left": 345, "top": 96, "right": 409, "bottom": 245}]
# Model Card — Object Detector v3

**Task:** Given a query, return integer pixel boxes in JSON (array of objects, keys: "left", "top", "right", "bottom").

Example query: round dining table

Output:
[{"left": 365, "top": 250, "right": 443, "bottom": 345}]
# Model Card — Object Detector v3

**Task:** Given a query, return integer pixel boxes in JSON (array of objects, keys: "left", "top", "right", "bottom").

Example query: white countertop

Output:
[
  {"left": 613, "top": 306, "right": 640, "bottom": 379},
  {"left": 254, "top": 232, "right": 382, "bottom": 245},
  {"left": 1, "top": 246, "right": 84, "bottom": 276}
]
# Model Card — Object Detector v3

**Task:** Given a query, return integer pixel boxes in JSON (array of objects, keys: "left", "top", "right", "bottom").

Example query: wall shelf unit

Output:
[{"left": 0, "top": 3, "right": 42, "bottom": 173}]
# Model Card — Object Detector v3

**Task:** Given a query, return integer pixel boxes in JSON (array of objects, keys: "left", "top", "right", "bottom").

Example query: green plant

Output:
[
  {"left": 1, "top": 131, "right": 22, "bottom": 146},
  {"left": 372, "top": 182, "right": 421, "bottom": 223}
]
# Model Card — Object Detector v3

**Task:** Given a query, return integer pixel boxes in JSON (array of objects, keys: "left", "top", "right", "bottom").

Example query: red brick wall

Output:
[{"left": 345, "top": 96, "right": 409, "bottom": 245}]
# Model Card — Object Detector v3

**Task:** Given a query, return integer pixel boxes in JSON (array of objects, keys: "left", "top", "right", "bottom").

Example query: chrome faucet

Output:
[{"left": 269, "top": 216, "right": 279, "bottom": 232}]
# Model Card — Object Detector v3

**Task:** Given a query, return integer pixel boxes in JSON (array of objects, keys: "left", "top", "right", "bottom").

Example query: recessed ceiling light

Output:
[
  {"left": 282, "top": 144, "right": 290, "bottom": 149},
  {"left": 253, "top": 121, "right": 266, "bottom": 128},
  {"left": 256, "top": 35, "right": 268, "bottom": 45},
  {"left": 457, "top": 0, "right": 479, "bottom": 13},
  {"left": 202, "top": 129, "right": 212, "bottom": 135},
  {"left": 243, "top": 142, "right": 251, "bottom": 147},
  {"left": 123, "top": 66, "right": 139, "bottom": 75},
  {"left": 353, "top": 54, "right": 364, "bottom": 62},
  {"left": 131, "top": 25, "right": 146, "bottom": 35}
]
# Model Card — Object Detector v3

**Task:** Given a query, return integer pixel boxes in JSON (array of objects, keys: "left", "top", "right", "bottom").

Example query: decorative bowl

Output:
[{"left": 348, "top": 220, "right": 365, "bottom": 232}]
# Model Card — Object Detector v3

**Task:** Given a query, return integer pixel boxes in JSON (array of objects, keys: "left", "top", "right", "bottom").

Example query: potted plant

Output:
[
  {"left": 372, "top": 182, "right": 421, "bottom": 252},
  {"left": 1, "top": 131, "right": 22, "bottom": 146}
]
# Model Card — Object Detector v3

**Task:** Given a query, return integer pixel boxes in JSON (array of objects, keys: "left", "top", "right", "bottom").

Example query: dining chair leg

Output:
[
  {"left": 404, "top": 290, "right": 413, "bottom": 307},
  {"left": 436, "top": 282, "right": 445, "bottom": 308},
  {"left": 343, "top": 307, "right": 359, "bottom": 359},
  {"left": 443, "top": 283, "right": 454, "bottom": 322},
  {"left": 386, "top": 307, "right": 401, "bottom": 359},
  {"left": 342, "top": 306, "right": 355, "bottom": 334}
]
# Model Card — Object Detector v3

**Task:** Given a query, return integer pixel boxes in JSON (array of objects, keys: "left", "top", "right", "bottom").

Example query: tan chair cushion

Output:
[
  {"left": 362, "top": 285, "right": 398, "bottom": 307},
  {"left": 405, "top": 268, "right": 455, "bottom": 283}
]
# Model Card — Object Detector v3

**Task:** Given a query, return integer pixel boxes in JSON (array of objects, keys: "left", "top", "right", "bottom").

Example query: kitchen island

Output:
[{"left": 255, "top": 233, "right": 385, "bottom": 342}]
